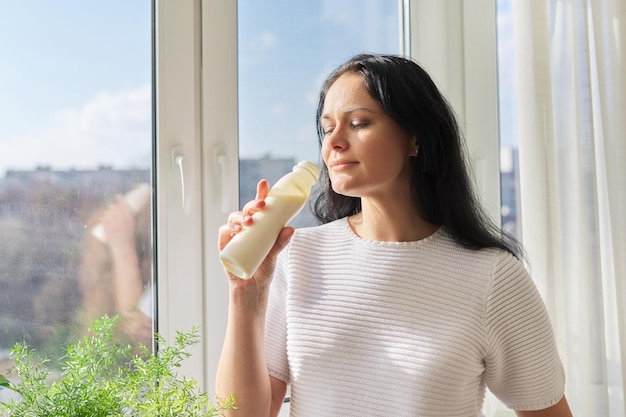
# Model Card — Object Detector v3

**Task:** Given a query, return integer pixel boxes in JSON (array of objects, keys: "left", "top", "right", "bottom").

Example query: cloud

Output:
[
  {"left": 238, "top": 31, "right": 280, "bottom": 69},
  {"left": 250, "top": 31, "right": 278, "bottom": 51},
  {"left": 0, "top": 84, "right": 152, "bottom": 175},
  {"left": 272, "top": 103, "right": 286, "bottom": 115},
  {"left": 321, "top": 0, "right": 359, "bottom": 28}
]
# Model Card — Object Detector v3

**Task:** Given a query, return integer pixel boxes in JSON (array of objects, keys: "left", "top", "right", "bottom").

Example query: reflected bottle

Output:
[
  {"left": 91, "top": 183, "right": 152, "bottom": 243},
  {"left": 220, "top": 161, "right": 320, "bottom": 279}
]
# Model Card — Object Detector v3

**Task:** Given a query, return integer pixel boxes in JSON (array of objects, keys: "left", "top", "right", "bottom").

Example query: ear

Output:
[{"left": 409, "top": 136, "right": 419, "bottom": 157}]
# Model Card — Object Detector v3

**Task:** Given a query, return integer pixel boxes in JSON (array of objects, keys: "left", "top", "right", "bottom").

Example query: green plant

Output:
[{"left": 0, "top": 315, "right": 234, "bottom": 417}]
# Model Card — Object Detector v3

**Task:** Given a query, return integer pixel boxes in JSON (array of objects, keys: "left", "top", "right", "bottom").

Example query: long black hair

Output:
[{"left": 312, "top": 53, "right": 522, "bottom": 258}]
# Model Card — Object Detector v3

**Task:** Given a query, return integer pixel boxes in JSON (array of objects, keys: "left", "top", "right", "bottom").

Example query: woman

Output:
[{"left": 216, "top": 54, "right": 572, "bottom": 417}]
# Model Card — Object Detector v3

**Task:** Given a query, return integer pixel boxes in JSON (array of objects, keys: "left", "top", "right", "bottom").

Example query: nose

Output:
[{"left": 323, "top": 123, "right": 349, "bottom": 152}]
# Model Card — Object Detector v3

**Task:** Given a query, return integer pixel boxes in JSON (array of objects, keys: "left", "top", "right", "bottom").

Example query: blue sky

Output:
[
  {"left": 0, "top": 0, "right": 516, "bottom": 176},
  {"left": 237, "top": 0, "right": 401, "bottom": 164},
  {"left": 0, "top": 0, "right": 151, "bottom": 175}
]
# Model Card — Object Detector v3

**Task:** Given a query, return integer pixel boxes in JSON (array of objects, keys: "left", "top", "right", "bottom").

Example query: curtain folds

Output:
[{"left": 513, "top": 0, "right": 626, "bottom": 416}]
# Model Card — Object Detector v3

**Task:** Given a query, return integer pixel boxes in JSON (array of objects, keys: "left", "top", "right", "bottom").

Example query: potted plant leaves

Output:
[{"left": 0, "top": 315, "right": 234, "bottom": 417}]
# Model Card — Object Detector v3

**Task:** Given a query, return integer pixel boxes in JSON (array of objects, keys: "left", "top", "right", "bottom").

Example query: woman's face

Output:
[{"left": 320, "top": 73, "right": 416, "bottom": 201}]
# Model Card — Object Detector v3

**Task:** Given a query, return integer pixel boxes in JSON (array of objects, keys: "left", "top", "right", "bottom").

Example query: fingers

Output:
[
  {"left": 98, "top": 195, "right": 137, "bottom": 247},
  {"left": 217, "top": 223, "right": 237, "bottom": 251},
  {"left": 218, "top": 179, "right": 292, "bottom": 284},
  {"left": 217, "top": 179, "right": 270, "bottom": 251},
  {"left": 237, "top": 179, "right": 269, "bottom": 220},
  {"left": 101, "top": 195, "right": 134, "bottom": 223},
  {"left": 255, "top": 179, "right": 270, "bottom": 200}
]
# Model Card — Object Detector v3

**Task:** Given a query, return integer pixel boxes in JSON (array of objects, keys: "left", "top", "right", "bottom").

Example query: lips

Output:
[{"left": 329, "top": 159, "right": 357, "bottom": 171}]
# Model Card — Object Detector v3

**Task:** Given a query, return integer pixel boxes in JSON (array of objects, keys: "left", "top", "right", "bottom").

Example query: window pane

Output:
[
  {"left": 0, "top": 0, "right": 154, "bottom": 383},
  {"left": 238, "top": 0, "right": 402, "bottom": 226},
  {"left": 497, "top": 0, "right": 521, "bottom": 240}
]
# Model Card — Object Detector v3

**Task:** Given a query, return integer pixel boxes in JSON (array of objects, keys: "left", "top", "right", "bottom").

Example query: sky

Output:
[
  {"left": 237, "top": 0, "right": 402, "bottom": 165},
  {"left": 0, "top": 1, "right": 152, "bottom": 175},
  {"left": 0, "top": 0, "right": 516, "bottom": 177}
]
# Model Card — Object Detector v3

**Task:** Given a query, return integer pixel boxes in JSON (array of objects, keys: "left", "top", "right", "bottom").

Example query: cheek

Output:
[{"left": 321, "top": 144, "right": 331, "bottom": 165}]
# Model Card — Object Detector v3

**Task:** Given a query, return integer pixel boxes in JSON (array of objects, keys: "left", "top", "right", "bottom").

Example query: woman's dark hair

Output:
[{"left": 313, "top": 53, "right": 522, "bottom": 257}]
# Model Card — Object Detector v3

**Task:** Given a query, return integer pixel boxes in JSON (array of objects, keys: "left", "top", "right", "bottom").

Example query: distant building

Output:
[
  {"left": 1, "top": 165, "right": 149, "bottom": 195},
  {"left": 239, "top": 155, "right": 296, "bottom": 205},
  {"left": 239, "top": 155, "right": 319, "bottom": 228},
  {"left": 500, "top": 147, "right": 520, "bottom": 239}
]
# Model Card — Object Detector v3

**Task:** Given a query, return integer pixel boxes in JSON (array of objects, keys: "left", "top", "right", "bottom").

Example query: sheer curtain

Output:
[{"left": 512, "top": 0, "right": 626, "bottom": 416}]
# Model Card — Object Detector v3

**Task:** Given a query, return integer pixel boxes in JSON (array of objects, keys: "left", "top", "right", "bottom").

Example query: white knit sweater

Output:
[{"left": 265, "top": 218, "right": 565, "bottom": 417}]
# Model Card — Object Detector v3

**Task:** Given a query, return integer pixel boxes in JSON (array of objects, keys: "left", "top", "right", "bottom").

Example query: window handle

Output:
[{"left": 172, "top": 146, "right": 190, "bottom": 214}]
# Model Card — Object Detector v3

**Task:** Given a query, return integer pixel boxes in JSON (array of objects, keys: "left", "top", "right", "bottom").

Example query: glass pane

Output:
[
  {"left": 0, "top": 0, "right": 154, "bottom": 385},
  {"left": 238, "top": 0, "right": 402, "bottom": 226},
  {"left": 497, "top": 0, "right": 521, "bottom": 241}
]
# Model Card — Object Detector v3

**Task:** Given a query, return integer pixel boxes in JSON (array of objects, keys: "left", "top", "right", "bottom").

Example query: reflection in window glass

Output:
[
  {"left": 0, "top": 0, "right": 153, "bottom": 384},
  {"left": 238, "top": 0, "right": 402, "bottom": 226}
]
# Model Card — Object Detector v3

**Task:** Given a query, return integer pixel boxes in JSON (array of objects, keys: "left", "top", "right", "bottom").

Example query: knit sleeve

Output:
[
  {"left": 484, "top": 252, "right": 565, "bottom": 411},
  {"left": 264, "top": 248, "right": 290, "bottom": 384}
]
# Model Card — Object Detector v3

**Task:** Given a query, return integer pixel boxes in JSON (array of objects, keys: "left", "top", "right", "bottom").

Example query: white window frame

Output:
[
  {"left": 154, "top": 0, "right": 208, "bottom": 388},
  {"left": 155, "top": 0, "right": 499, "bottom": 396},
  {"left": 199, "top": 0, "right": 239, "bottom": 394},
  {"left": 155, "top": 0, "right": 238, "bottom": 393}
]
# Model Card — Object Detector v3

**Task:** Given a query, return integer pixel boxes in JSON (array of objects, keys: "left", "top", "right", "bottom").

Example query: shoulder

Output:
[
  {"left": 430, "top": 229, "right": 509, "bottom": 279},
  {"left": 437, "top": 231, "right": 528, "bottom": 287},
  {"left": 487, "top": 250, "right": 535, "bottom": 301},
  {"left": 484, "top": 250, "right": 553, "bottom": 341}
]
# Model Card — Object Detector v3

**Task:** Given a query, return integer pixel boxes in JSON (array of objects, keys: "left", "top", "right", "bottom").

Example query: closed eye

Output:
[{"left": 350, "top": 121, "right": 369, "bottom": 129}]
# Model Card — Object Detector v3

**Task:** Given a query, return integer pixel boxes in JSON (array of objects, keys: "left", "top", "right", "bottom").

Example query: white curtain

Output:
[{"left": 513, "top": 0, "right": 626, "bottom": 416}]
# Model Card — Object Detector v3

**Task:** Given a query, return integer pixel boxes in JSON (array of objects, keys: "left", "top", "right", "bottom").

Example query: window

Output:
[
  {"left": 0, "top": 0, "right": 154, "bottom": 388},
  {"left": 497, "top": 0, "right": 521, "bottom": 241},
  {"left": 2, "top": 3, "right": 531, "bottom": 415},
  {"left": 237, "top": 0, "right": 402, "bottom": 227}
]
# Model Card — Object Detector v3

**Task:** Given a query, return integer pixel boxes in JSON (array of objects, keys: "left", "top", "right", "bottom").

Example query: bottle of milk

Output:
[{"left": 219, "top": 161, "right": 320, "bottom": 279}]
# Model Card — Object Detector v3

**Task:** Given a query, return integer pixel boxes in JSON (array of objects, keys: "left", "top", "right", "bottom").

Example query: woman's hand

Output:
[
  {"left": 99, "top": 195, "right": 137, "bottom": 254},
  {"left": 218, "top": 179, "right": 294, "bottom": 291}
]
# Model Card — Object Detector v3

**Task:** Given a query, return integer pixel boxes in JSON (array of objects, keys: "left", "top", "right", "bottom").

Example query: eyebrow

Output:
[{"left": 320, "top": 106, "right": 376, "bottom": 120}]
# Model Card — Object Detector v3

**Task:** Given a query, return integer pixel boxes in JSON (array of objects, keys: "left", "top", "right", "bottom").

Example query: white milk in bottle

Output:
[{"left": 219, "top": 161, "right": 320, "bottom": 279}]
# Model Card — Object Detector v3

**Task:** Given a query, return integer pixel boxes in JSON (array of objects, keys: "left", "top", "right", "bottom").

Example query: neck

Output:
[{"left": 349, "top": 200, "right": 439, "bottom": 242}]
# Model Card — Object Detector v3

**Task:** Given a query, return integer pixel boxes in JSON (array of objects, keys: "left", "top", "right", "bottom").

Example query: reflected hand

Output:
[{"left": 99, "top": 195, "right": 136, "bottom": 254}]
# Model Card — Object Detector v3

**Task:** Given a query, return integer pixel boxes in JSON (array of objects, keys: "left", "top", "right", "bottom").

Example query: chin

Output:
[
  {"left": 330, "top": 178, "right": 363, "bottom": 198},
  {"left": 331, "top": 185, "right": 358, "bottom": 198}
]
